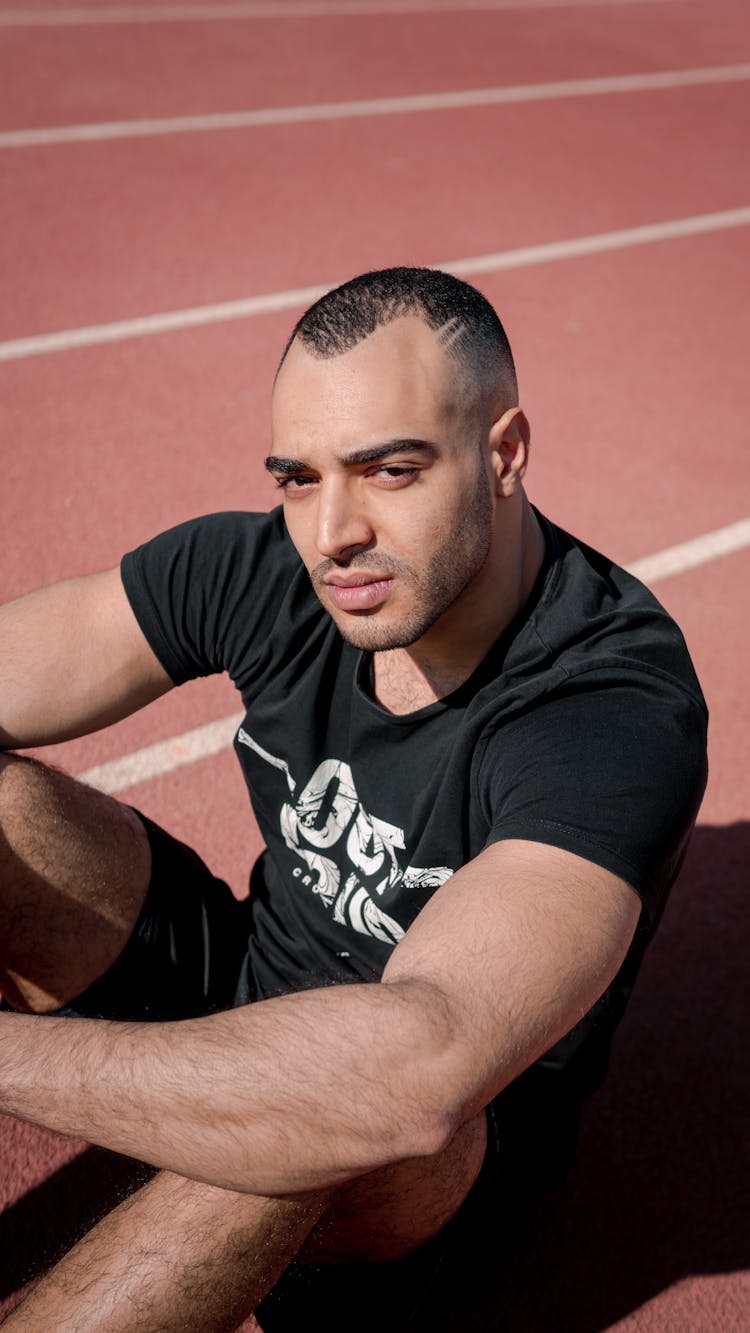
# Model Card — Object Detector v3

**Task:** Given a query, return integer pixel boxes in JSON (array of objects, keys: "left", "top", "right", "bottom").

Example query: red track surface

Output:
[
  {"left": 2, "top": 2, "right": 749, "bottom": 127},
  {"left": 4, "top": 84, "right": 749, "bottom": 338},
  {"left": 1, "top": 0, "right": 748, "bottom": 1327}
]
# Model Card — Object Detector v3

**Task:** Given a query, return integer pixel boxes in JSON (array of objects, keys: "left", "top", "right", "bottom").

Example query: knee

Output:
[
  {"left": 297, "top": 1111, "right": 488, "bottom": 1265},
  {"left": 0, "top": 753, "right": 106, "bottom": 868},
  {"left": 0, "top": 752, "right": 76, "bottom": 823},
  {"left": 0, "top": 752, "right": 51, "bottom": 820},
  {"left": 0, "top": 754, "right": 76, "bottom": 885}
]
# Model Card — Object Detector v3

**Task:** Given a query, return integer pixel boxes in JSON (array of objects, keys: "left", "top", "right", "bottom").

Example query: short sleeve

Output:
[
  {"left": 478, "top": 667, "right": 708, "bottom": 922},
  {"left": 120, "top": 508, "right": 296, "bottom": 687}
]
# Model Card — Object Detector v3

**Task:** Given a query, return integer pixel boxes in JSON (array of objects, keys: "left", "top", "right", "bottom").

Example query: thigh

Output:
[
  {"left": 258, "top": 1068, "right": 584, "bottom": 1333},
  {"left": 301, "top": 1111, "right": 488, "bottom": 1265},
  {"left": 0, "top": 753, "right": 151, "bottom": 1011},
  {"left": 0, "top": 752, "right": 254, "bottom": 1020},
  {"left": 256, "top": 1113, "right": 488, "bottom": 1333},
  {"left": 53, "top": 812, "right": 256, "bottom": 1022}
]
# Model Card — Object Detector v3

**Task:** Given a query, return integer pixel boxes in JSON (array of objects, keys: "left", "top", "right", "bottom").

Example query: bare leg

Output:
[
  {"left": 1, "top": 1117, "right": 487, "bottom": 1331},
  {"left": 0, "top": 753, "right": 150, "bottom": 1012},
  {"left": 1, "top": 1172, "right": 330, "bottom": 1333}
]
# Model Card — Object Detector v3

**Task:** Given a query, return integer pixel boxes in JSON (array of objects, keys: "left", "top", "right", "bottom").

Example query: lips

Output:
[{"left": 324, "top": 577, "right": 394, "bottom": 611}]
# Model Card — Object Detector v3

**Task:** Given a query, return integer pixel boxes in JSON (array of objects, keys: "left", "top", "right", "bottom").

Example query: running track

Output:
[{"left": 1, "top": 0, "right": 748, "bottom": 1327}]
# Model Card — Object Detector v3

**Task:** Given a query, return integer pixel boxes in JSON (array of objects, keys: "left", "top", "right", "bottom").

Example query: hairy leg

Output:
[
  {"left": 0, "top": 753, "right": 150, "bottom": 1011},
  {"left": 1, "top": 1117, "right": 487, "bottom": 1332},
  {"left": 1, "top": 1171, "right": 331, "bottom": 1333}
]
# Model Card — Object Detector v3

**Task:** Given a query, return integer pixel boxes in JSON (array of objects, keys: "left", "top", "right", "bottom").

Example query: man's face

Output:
[{"left": 268, "top": 316, "right": 497, "bottom": 653}]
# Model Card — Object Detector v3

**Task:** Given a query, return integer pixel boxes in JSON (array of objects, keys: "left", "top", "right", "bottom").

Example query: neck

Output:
[{"left": 373, "top": 495, "right": 545, "bottom": 715}]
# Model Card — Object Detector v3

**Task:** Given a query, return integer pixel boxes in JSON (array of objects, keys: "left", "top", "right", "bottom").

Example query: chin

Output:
[{"left": 332, "top": 612, "right": 427, "bottom": 653}]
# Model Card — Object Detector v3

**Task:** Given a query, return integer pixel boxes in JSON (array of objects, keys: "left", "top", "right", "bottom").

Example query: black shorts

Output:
[
  {"left": 56, "top": 811, "right": 258, "bottom": 1022},
  {"left": 257, "top": 1071, "right": 583, "bottom": 1332}
]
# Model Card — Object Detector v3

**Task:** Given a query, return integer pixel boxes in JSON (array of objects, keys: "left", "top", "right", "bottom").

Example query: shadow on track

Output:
[
  {"left": 423, "top": 820, "right": 750, "bottom": 1331},
  {"left": 0, "top": 1147, "right": 154, "bottom": 1305}
]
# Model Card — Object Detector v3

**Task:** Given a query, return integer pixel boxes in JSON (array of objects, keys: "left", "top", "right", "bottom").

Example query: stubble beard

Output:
[{"left": 314, "top": 466, "right": 494, "bottom": 652}]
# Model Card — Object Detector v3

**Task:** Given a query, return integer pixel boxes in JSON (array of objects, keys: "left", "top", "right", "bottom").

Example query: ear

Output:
[{"left": 488, "top": 407, "right": 531, "bottom": 498}]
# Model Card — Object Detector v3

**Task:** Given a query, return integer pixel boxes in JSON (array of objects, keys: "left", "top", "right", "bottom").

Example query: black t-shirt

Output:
[{"left": 121, "top": 507, "right": 707, "bottom": 1072}]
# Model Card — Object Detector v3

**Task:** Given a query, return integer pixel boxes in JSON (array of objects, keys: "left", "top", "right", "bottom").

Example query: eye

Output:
[
  {"left": 274, "top": 473, "right": 317, "bottom": 492},
  {"left": 370, "top": 464, "right": 420, "bottom": 488}
]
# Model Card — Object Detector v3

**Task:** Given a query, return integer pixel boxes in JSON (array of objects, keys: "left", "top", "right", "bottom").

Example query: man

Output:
[{"left": 0, "top": 268, "right": 707, "bottom": 1330}]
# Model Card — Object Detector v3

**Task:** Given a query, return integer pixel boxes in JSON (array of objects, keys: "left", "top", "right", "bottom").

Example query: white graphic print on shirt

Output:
[{"left": 238, "top": 727, "right": 454, "bottom": 945}]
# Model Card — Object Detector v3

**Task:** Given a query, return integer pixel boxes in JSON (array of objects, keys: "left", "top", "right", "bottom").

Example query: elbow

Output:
[
  {"left": 412, "top": 1109, "right": 462, "bottom": 1162},
  {"left": 389, "top": 1098, "right": 458, "bottom": 1165},
  {"left": 376, "top": 985, "right": 467, "bottom": 1166}
]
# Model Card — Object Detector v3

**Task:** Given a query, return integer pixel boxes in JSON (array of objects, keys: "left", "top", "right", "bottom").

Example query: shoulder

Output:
[
  {"left": 122, "top": 506, "right": 301, "bottom": 589},
  {"left": 119, "top": 506, "right": 318, "bottom": 686},
  {"left": 473, "top": 516, "right": 708, "bottom": 918},
  {"left": 531, "top": 511, "right": 705, "bottom": 706},
  {"left": 151, "top": 506, "right": 292, "bottom": 560}
]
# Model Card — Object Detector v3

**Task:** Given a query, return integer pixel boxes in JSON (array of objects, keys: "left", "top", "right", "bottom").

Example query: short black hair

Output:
[{"left": 278, "top": 267, "right": 518, "bottom": 406}]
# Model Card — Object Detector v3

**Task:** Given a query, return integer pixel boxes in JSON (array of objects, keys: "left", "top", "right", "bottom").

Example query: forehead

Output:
[{"left": 271, "top": 316, "right": 467, "bottom": 449}]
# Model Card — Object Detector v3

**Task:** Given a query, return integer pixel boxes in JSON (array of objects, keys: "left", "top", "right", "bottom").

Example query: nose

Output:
[{"left": 315, "top": 477, "right": 374, "bottom": 561}]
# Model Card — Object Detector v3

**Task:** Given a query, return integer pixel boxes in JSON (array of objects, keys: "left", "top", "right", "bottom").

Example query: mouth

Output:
[{"left": 323, "top": 576, "right": 395, "bottom": 612}]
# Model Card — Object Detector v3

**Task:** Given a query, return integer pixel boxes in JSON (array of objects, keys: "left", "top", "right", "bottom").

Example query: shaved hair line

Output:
[{"left": 276, "top": 267, "right": 518, "bottom": 411}]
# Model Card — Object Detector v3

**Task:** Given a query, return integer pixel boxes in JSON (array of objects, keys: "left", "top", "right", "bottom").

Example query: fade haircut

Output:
[{"left": 278, "top": 267, "right": 518, "bottom": 409}]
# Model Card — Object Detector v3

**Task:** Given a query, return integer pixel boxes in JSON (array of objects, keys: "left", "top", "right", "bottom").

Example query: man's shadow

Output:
[
  {"left": 1, "top": 823, "right": 747, "bottom": 1331},
  {"left": 426, "top": 820, "right": 750, "bottom": 1330}
]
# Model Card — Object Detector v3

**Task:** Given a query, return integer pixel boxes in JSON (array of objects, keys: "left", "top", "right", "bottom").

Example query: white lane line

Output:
[
  {"left": 626, "top": 517, "right": 750, "bottom": 585},
  {"left": 443, "top": 207, "right": 750, "bottom": 277},
  {"left": 3, "top": 206, "right": 750, "bottom": 365},
  {"left": 0, "top": 0, "right": 684, "bottom": 29},
  {"left": 77, "top": 516, "right": 750, "bottom": 795},
  {"left": 4, "top": 63, "right": 748, "bottom": 149},
  {"left": 78, "top": 713, "right": 244, "bottom": 795},
  {"left": 0, "top": 280, "right": 333, "bottom": 362}
]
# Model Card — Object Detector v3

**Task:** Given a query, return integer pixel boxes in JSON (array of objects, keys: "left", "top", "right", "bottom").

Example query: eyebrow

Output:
[{"left": 264, "top": 438, "right": 439, "bottom": 474}]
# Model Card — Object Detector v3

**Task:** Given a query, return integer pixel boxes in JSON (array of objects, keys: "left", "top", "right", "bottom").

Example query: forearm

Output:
[
  {"left": 2, "top": 1170, "right": 328, "bottom": 1332},
  {"left": 0, "top": 979, "right": 456, "bottom": 1194}
]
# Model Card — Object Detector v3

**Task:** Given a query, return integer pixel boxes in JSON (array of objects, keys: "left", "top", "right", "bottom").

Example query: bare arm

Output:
[
  {"left": 0, "top": 568, "right": 174, "bottom": 748},
  {"left": 0, "top": 840, "right": 640, "bottom": 1194}
]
